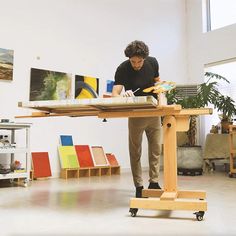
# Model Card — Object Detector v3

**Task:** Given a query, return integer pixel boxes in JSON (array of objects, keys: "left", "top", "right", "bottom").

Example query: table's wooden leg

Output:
[
  {"left": 163, "top": 115, "right": 177, "bottom": 192},
  {"left": 129, "top": 115, "right": 207, "bottom": 219}
]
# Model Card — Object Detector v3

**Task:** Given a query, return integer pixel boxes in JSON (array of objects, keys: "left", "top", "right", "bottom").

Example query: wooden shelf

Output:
[
  {"left": 60, "top": 168, "right": 78, "bottom": 179},
  {"left": 110, "top": 166, "right": 120, "bottom": 175},
  {"left": 78, "top": 168, "right": 90, "bottom": 177},
  {"left": 60, "top": 166, "right": 120, "bottom": 179},
  {"left": 89, "top": 167, "right": 101, "bottom": 177},
  {"left": 100, "top": 166, "right": 111, "bottom": 176}
]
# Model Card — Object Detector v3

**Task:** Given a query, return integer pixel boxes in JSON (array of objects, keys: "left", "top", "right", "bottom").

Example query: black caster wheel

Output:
[
  {"left": 129, "top": 208, "right": 138, "bottom": 217},
  {"left": 23, "top": 178, "right": 29, "bottom": 187},
  {"left": 194, "top": 211, "right": 205, "bottom": 221}
]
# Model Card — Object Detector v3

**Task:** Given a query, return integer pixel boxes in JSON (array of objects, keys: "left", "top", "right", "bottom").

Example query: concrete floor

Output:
[{"left": 0, "top": 169, "right": 235, "bottom": 236}]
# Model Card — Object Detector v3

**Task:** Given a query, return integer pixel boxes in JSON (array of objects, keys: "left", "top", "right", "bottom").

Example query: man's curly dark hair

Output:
[{"left": 124, "top": 40, "right": 149, "bottom": 59}]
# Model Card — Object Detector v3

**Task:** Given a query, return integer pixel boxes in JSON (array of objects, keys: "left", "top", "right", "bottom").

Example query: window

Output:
[
  {"left": 204, "top": 60, "right": 236, "bottom": 135},
  {"left": 205, "top": 0, "right": 236, "bottom": 31}
]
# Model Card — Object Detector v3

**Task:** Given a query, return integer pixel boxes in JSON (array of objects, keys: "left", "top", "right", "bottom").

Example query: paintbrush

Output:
[{"left": 132, "top": 88, "right": 140, "bottom": 94}]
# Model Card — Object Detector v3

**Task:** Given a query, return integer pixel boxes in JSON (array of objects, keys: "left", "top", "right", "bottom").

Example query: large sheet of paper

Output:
[{"left": 18, "top": 96, "right": 158, "bottom": 113}]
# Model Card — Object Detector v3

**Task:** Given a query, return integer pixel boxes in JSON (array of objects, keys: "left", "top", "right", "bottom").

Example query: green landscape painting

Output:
[{"left": 30, "top": 68, "right": 72, "bottom": 101}]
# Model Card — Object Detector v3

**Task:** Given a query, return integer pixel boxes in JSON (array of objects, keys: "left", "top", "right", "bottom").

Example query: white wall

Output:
[
  {"left": 0, "top": 0, "right": 188, "bottom": 176},
  {"left": 186, "top": 0, "right": 236, "bottom": 145}
]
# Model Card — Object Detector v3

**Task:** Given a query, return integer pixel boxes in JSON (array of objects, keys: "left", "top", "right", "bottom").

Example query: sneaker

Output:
[
  {"left": 135, "top": 186, "right": 144, "bottom": 198},
  {"left": 148, "top": 182, "right": 161, "bottom": 189}
]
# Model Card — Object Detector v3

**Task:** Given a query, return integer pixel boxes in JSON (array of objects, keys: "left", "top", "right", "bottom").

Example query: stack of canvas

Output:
[
  {"left": 58, "top": 135, "right": 79, "bottom": 169},
  {"left": 58, "top": 135, "right": 119, "bottom": 169}
]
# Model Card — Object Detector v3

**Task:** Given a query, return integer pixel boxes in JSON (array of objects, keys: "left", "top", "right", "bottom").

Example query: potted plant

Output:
[
  {"left": 166, "top": 72, "right": 236, "bottom": 174},
  {"left": 167, "top": 72, "right": 236, "bottom": 143},
  {"left": 215, "top": 95, "right": 236, "bottom": 133}
]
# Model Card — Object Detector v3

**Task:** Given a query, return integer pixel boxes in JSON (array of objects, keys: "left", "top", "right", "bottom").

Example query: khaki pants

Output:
[{"left": 128, "top": 117, "right": 162, "bottom": 187}]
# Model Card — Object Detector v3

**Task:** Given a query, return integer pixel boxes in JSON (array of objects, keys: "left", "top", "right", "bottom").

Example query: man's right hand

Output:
[{"left": 123, "top": 90, "right": 134, "bottom": 97}]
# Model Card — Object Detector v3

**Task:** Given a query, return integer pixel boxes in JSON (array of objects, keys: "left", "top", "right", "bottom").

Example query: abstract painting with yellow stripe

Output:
[{"left": 75, "top": 75, "right": 99, "bottom": 99}]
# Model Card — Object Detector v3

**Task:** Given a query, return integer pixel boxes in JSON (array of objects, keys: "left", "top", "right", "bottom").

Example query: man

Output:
[{"left": 112, "top": 40, "right": 162, "bottom": 198}]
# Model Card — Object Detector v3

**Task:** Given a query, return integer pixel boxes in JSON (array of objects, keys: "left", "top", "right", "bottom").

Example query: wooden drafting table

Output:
[
  {"left": 17, "top": 96, "right": 212, "bottom": 220},
  {"left": 17, "top": 96, "right": 159, "bottom": 118}
]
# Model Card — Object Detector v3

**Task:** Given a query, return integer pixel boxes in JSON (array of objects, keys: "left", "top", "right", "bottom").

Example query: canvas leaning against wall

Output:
[
  {"left": 75, "top": 75, "right": 99, "bottom": 99},
  {"left": 30, "top": 68, "right": 72, "bottom": 101},
  {"left": 0, "top": 48, "right": 14, "bottom": 81}
]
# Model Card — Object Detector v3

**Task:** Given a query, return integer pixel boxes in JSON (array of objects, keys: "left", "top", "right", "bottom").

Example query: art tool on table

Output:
[{"left": 132, "top": 88, "right": 140, "bottom": 94}]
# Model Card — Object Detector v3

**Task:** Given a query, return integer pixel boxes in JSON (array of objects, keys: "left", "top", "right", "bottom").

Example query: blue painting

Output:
[{"left": 60, "top": 135, "right": 73, "bottom": 146}]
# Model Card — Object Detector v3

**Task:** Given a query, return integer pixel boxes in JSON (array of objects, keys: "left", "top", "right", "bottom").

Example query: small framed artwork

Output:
[
  {"left": 60, "top": 135, "right": 73, "bottom": 146},
  {"left": 75, "top": 75, "right": 99, "bottom": 99},
  {"left": 0, "top": 48, "right": 14, "bottom": 81},
  {"left": 106, "top": 153, "right": 119, "bottom": 166},
  {"left": 91, "top": 146, "right": 109, "bottom": 166}
]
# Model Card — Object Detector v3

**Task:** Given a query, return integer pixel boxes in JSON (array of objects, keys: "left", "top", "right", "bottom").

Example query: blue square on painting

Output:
[
  {"left": 60, "top": 135, "right": 73, "bottom": 146},
  {"left": 106, "top": 80, "right": 114, "bottom": 93}
]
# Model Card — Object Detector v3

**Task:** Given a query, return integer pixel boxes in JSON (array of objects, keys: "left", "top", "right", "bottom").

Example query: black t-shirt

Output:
[{"left": 114, "top": 56, "right": 159, "bottom": 97}]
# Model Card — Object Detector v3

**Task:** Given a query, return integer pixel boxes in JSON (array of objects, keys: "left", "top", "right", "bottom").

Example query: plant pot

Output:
[
  {"left": 177, "top": 146, "right": 203, "bottom": 169},
  {"left": 221, "top": 121, "right": 233, "bottom": 134}
]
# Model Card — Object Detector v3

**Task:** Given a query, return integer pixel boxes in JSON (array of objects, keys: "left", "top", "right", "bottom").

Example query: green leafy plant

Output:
[{"left": 167, "top": 72, "right": 236, "bottom": 145}]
